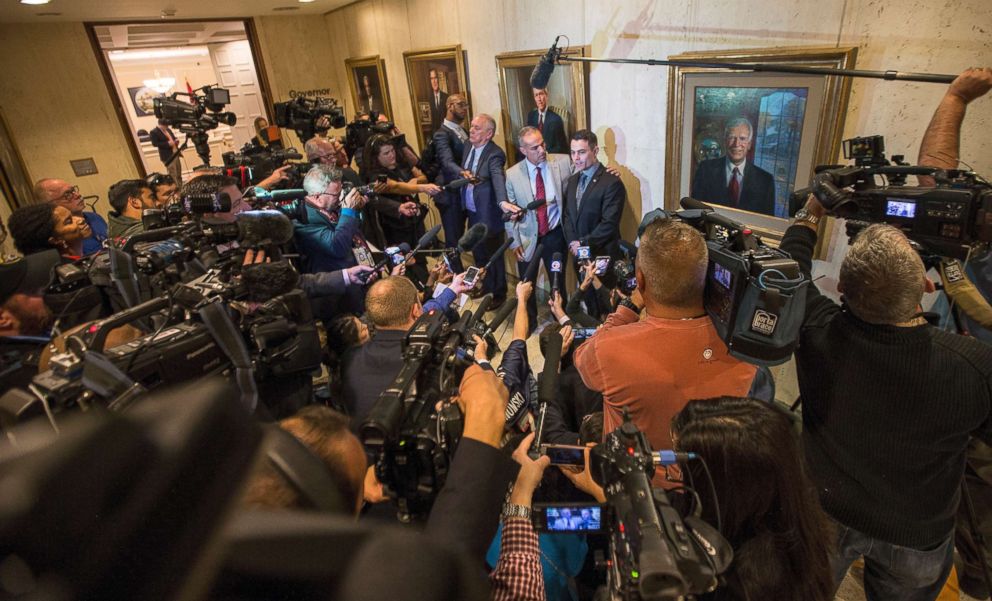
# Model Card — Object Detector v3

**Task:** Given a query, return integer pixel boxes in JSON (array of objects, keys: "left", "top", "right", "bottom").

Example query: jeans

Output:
[{"left": 831, "top": 521, "right": 954, "bottom": 601}]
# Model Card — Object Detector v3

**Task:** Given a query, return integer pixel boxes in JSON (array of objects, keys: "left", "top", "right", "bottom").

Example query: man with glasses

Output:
[
  {"left": 33, "top": 178, "right": 107, "bottom": 255},
  {"left": 146, "top": 173, "right": 179, "bottom": 206}
]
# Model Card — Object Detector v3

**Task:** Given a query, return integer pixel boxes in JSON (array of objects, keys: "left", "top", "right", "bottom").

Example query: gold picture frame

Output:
[
  {"left": 495, "top": 46, "right": 589, "bottom": 158},
  {"left": 345, "top": 55, "right": 393, "bottom": 120},
  {"left": 402, "top": 45, "right": 469, "bottom": 150},
  {"left": 664, "top": 45, "right": 857, "bottom": 245}
]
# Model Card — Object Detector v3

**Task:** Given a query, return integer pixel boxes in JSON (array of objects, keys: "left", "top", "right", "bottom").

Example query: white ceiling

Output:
[
  {"left": 95, "top": 21, "right": 247, "bottom": 49},
  {"left": 0, "top": 0, "right": 353, "bottom": 23}
]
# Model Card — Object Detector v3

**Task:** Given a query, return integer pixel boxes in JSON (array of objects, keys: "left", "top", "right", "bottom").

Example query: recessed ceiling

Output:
[
  {"left": 95, "top": 21, "right": 248, "bottom": 50},
  {"left": 0, "top": 0, "right": 352, "bottom": 23}
]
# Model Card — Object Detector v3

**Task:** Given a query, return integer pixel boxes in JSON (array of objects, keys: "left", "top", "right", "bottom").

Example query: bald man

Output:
[{"left": 33, "top": 178, "right": 107, "bottom": 254}]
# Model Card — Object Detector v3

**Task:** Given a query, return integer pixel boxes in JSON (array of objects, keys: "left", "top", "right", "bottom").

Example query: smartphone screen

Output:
[
  {"left": 534, "top": 503, "right": 605, "bottom": 533},
  {"left": 463, "top": 266, "right": 481, "bottom": 287},
  {"left": 572, "top": 328, "right": 598, "bottom": 341},
  {"left": 541, "top": 444, "right": 586, "bottom": 466},
  {"left": 594, "top": 256, "right": 610, "bottom": 276},
  {"left": 384, "top": 246, "right": 406, "bottom": 266}
]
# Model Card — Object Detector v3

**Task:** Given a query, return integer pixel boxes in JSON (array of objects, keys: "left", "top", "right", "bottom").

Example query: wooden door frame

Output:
[{"left": 83, "top": 18, "right": 276, "bottom": 178}]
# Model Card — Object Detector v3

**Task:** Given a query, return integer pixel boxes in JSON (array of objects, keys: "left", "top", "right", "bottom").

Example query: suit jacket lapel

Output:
[
  {"left": 566, "top": 173, "right": 579, "bottom": 227},
  {"left": 578, "top": 164, "right": 608, "bottom": 212},
  {"left": 517, "top": 162, "right": 535, "bottom": 205}
]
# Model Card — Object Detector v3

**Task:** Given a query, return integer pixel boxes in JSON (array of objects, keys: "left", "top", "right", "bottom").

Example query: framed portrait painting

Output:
[
  {"left": 664, "top": 46, "right": 857, "bottom": 241},
  {"left": 345, "top": 55, "right": 393, "bottom": 120},
  {"left": 496, "top": 47, "right": 588, "bottom": 160},
  {"left": 403, "top": 45, "right": 469, "bottom": 150}
]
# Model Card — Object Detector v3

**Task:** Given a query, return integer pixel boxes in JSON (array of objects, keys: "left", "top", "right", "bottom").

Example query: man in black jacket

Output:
[
  {"left": 781, "top": 196, "right": 992, "bottom": 600},
  {"left": 432, "top": 93, "right": 470, "bottom": 272},
  {"left": 690, "top": 117, "right": 775, "bottom": 215},
  {"left": 149, "top": 119, "right": 183, "bottom": 184}
]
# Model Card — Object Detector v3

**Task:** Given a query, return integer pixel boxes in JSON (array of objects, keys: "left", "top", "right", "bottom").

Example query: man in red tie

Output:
[
  {"left": 149, "top": 119, "right": 183, "bottom": 185},
  {"left": 526, "top": 88, "right": 568, "bottom": 154},
  {"left": 689, "top": 116, "right": 776, "bottom": 216}
]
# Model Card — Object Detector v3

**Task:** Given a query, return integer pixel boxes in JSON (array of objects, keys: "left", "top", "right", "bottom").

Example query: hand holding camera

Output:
[
  {"left": 457, "top": 364, "right": 509, "bottom": 449},
  {"left": 342, "top": 188, "right": 368, "bottom": 210}
]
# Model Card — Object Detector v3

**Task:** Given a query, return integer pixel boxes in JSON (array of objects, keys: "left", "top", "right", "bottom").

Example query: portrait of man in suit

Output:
[
  {"left": 428, "top": 69, "right": 449, "bottom": 134},
  {"left": 526, "top": 88, "right": 568, "bottom": 154},
  {"left": 346, "top": 56, "right": 393, "bottom": 123},
  {"left": 405, "top": 48, "right": 469, "bottom": 150},
  {"left": 690, "top": 117, "right": 775, "bottom": 215},
  {"left": 359, "top": 74, "right": 384, "bottom": 114}
]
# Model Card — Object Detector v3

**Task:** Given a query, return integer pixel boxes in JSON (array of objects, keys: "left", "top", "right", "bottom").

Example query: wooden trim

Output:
[
  {"left": 83, "top": 21, "right": 147, "bottom": 178},
  {"left": 245, "top": 18, "right": 276, "bottom": 124},
  {"left": 0, "top": 107, "right": 35, "bottom": 209}
]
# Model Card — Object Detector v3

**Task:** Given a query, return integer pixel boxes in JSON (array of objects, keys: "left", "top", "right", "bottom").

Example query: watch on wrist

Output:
[
  {"left": 619, "top": 297, "right": 641, "bottom": 313},
  {"left": 502, "top": 503, "right": 532, "bottom": 521},
  {"left": 794, "top": 208, "right": 820, "bottom": 225}
]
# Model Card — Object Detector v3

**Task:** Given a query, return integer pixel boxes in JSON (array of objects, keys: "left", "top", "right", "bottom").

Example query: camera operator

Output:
[
  {"left": 781, "top": 194, "right": 992, "bottom": 599},
  {"left": 340, "top": 271, "right": 472, "bottom": 431},
  {"left": 294, "top": 164, "right": 373, "bottom": 317},
  {"left": 107, "top": 179, "right": 158, "bottom": 239},
  {"left": 146, "top": 172, "right": 179, "bottom": 206},
  {"left": 8, "top": 203, "right": 93, "bottom": 260},
  {"left": 539, "top": 323, "right": 603, "bottom": 447},
  {"left": 573, "top": 219, "right": 768, "bottom": 484},
  {"left": 33, "top": 178, "right": 107, "bottom": 255},
  {"left": 361, "top": 133, "right": 441, "bottom": 283},
  {"left": 0, "top": 250, "right": 58, "bottom": 391}
]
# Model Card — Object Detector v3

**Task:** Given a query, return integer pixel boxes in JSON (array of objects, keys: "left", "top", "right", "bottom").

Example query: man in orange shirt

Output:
[{"left": 574, "top": 219, "right": 769, "bottom": 459}]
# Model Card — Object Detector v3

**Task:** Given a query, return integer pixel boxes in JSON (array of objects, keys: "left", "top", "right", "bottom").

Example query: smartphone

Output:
[
  {"left": 577, "top": 246, "right": 591, "bottom": 260},
  {"left": 385, "top": 246, "right": 406, "bottom": 266},
  {"left": 594, "top": 256, "right": 611, "bottom": 276},
  {"left": 463, "top": 266, "right": 481, "bottom": 288},
  {"left": 572, "top": 327, "right": 598, "bottom": 342},
  {"left": 533, "top": 503, "right": 605, "bottom": 533},
  {"left": 541, "top": 444, "right": 587, "bottom": 466}
]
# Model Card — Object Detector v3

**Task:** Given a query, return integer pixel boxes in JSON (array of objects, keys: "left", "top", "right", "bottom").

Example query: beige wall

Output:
[
  {"left": 0, "top": 23, "right": 139, "bottom": 216},
  {"left": 321, "top": 0, "right": 992, "bottom": 239}
]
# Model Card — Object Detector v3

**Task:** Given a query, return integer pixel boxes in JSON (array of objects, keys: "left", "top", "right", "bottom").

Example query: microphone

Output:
[
  {"left": 250, "top": 187, "right": 308, "bottom": 203},
  {"left": 530, "top": 36, "right": 562, "bottom": 89},
  {"left": 538, "top": 331, "right": 563, "bottom": 405},
  {"left": 550, "top": 252, "right": 563, "bottom": 295},
  {"left": 483, "top": 236, "right": 514, "bottom": 271},
  {"left": 232, "top": 210, "right": 296, "bottom": 246},
  {"left": 485, "top": 297, "right": 518, "bottom": 334},
  {"left": 415, "top": 224, "right": 443, "bottom": 252},
  {"left": 654, "top": 450, "right": 699, "bottom": 466},
  {"left": 443, "top": 177, "right": 474, "bottom": 192},
  {"left": 526, "top": 199, "right": 546, "bottom": 211},
  {"left": 522, "top": 244, "right": 544, "bottom": 283},
  {"left": 361, "top": 242, "right": 412, "bottom": 284},
  {"left": 242, "top": 260, "right": 301, "bottom": 302},
  {"left": 458, "top": 223, "right": 488, "bottom": 251}
]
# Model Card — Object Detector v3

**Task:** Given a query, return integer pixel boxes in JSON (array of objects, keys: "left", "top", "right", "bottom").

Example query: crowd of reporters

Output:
[{"left": 1, "top": 67, "right": 991, "bottom": 601}]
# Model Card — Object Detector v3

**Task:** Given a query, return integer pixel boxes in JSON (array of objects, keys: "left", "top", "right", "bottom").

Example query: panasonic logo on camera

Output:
[{"left": 751, "top": 310, "right": 778, "bottom": 336}]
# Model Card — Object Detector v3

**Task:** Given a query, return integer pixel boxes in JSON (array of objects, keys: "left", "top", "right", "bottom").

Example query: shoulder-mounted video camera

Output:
[
  {"left": 222, "top": 143, "right": 307, "bottom": 188},
  {"left": 153, "top": 86, "right": 237, "bottom": 166},
  {"left": 274, "top": 96, "right": 346, "bottom": 142}
]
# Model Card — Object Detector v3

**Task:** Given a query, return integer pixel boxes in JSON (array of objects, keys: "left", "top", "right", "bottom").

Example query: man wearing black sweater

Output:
[{"left": 781, "top": 197, "right": 992, "bottom": 600}]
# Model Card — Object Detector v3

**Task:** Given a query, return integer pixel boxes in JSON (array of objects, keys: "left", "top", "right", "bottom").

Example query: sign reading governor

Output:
[{"left": 289, "top": 88, "right": 332, "bottom": 99}]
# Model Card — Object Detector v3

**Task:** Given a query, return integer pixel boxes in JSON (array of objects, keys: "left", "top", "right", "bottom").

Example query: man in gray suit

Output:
[{"left": 502, "top": 126, "right": 571, "bottom": 330}]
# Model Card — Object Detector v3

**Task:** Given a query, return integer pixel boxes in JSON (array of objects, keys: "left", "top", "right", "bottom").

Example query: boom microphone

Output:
[
  {"left": 522, "top": 244, "right": 544, "bottom": 283},
  {"left": 550, "top": 252, "right": 563, "bottom": 295},
  {"left": 483, "top": 236, "right": 515, "bottom": 271},
  {"left": 530, "top": 36, "right": 562, "bottom": 89},
  {"left": 458, "top": 223, "right": 489, "bottom": 251},
  {"left": 232, "top": 210, "right": 296, "bottom": 246},
  {"left": 242, "top": 260, "right": 301, "bottom": 302}
]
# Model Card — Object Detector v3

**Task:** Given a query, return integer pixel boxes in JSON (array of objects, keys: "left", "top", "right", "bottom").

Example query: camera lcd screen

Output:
[
  {"left": 543, "top": 445, "right": 586, "bottom": 465},
  {"left": 713, "top": 263, "right": 733, "bottom": 289},
  {"left": 544, "top": 505, "right": 602, "bottom": 532},
  {"left": 886, "top": 199, "right": 916, "bottom": 219},
  {"left": 208, "top": 88, "right": 231, "bottom": 105}
]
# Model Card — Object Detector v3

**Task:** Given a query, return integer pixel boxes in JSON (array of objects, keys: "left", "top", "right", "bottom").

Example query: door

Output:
[{"left": 209, "top": 40, "right": 265, "bottom": 150}]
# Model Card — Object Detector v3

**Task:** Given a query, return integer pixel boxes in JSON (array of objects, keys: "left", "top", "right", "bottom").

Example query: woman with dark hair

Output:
[
  {"left": 8, "top": 203, "right": 92, "bottom": 259},
  {"left": 671, "top": 397, "right": 834, "bottom": 601},
  {"left": 361, "top": 133, "right": 441, "bottom": 283}
]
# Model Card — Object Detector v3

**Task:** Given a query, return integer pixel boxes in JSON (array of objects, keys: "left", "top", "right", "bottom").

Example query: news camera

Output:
[
  {"left": 668, "top": 199, "right": 809, "bottom": 366},
  {"left": 344, "top": 112, "right": 400, "bottom": 161},
  {"left": 590, "top": 413, "right": 732, "bottom": 601},
  {"left": 222, "top": 143, "right": 307, "bottom": 188},
  {"left": 805, "top": 135, "right": 992, "bottom": 260},
  {"left": 360, "top": 294, "right": 519, "bottom": 521},
  {"left": 274, "top": 96, "right": 346, "bottom": 142},
  {"left": 153, "top": 85, "right": 237, "bottom": 166}
]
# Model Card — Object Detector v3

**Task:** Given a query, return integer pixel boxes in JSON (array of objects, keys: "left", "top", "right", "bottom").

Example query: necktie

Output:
[
  {"left": 463, "top": 147, "right": 477, "bottom": 212},
  {"left": 534, "top": 166, "right": 549, "bottom": 236},
  {"left": 538, "top": 112, "right": 544, "bottom": 132},
  {"left": 728, "top": 167, "right": 741, "bottom": 206},
  {"left": 577, "top": 173, "right": 589, "bottom": 208}
]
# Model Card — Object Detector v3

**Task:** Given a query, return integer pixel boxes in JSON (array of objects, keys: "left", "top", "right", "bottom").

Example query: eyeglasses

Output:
[{"left": 58, "top": 185, "right": 80, "bottom": 200}]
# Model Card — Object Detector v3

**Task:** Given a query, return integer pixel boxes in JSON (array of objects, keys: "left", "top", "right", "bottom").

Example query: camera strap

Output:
[{"left": 198, "top": 301, "right": 258, "bottom": 414}]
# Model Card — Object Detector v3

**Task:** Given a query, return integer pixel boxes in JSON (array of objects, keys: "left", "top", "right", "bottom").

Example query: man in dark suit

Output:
[
  {"left": 690, "top": 117, "right": 776, "bottom": 215},
  {"left": 359, "top": 74, "right": 384, "bottom": 114},
  {"left": 526, "top": 88, "right": 568, "bottom": 154},
  {"left": 428, "top": 69, "right": 449, "bottom": 135},
  {"left": 462, "top": 113, "right": 508, "bottom": 307},
  {"left": 432, "top": 93, "right": 470, "bottom": 272},
  {"left": 563, "top": 129, "right": 625, "bottom": 268},
  {"left": 148, "top": 119, "right": 183, "bottom": 184}
]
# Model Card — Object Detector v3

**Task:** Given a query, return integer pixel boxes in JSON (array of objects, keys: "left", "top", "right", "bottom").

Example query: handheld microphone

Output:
[
  {"left": 550, "top": 252, "right": 563, "bottom": 295},
  {"left": 530, "top": 36, "right": 562, "bottom": 89},
  {"left": 361, "top": 242, "right": 412, "bottom": 284},
  {"left": 250, "top": 187, "right": 308, "bottom": 203},
  {"left": 415, "top": 224, "right": 443, "bottom": 252},
  {"left": 458, "top": 223, "right": 489, "bottom": 251},
  {"left": 483, "top": 236, "right": 514, "bottom": 271},
  {"left": 654, "top": 451, "right": 698, "bottom": 466},
  {"left": 443, "top": 177, "right": 474, "bottom": 192},
  {"left": 522, "top": 244, "right": 544, "bottom": 283},
  {"left": 526, "top": 199, "right": 546, "bottom": 211}
]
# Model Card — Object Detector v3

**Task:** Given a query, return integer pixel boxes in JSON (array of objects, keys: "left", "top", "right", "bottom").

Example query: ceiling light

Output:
[
  {"left": 299, "top": 0, "right": 317, "bottom": 3},
  {"left": 20, "top": 0, "right": 51, "bottom": 4}
]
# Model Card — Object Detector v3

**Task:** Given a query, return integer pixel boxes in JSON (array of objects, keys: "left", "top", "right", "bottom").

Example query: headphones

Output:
[{"left": 263, "top": 425, "right": 348, "bottom": 514}]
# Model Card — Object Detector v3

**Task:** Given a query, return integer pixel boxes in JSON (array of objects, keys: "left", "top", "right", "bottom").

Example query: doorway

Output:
[{"left": 86, "top": 19, "right": 272, "bottom": 180}]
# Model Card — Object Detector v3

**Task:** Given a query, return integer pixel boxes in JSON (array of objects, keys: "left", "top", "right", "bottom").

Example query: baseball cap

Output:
[{"left": 0, "top": 249, "right": 60, "bottom": 305}]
